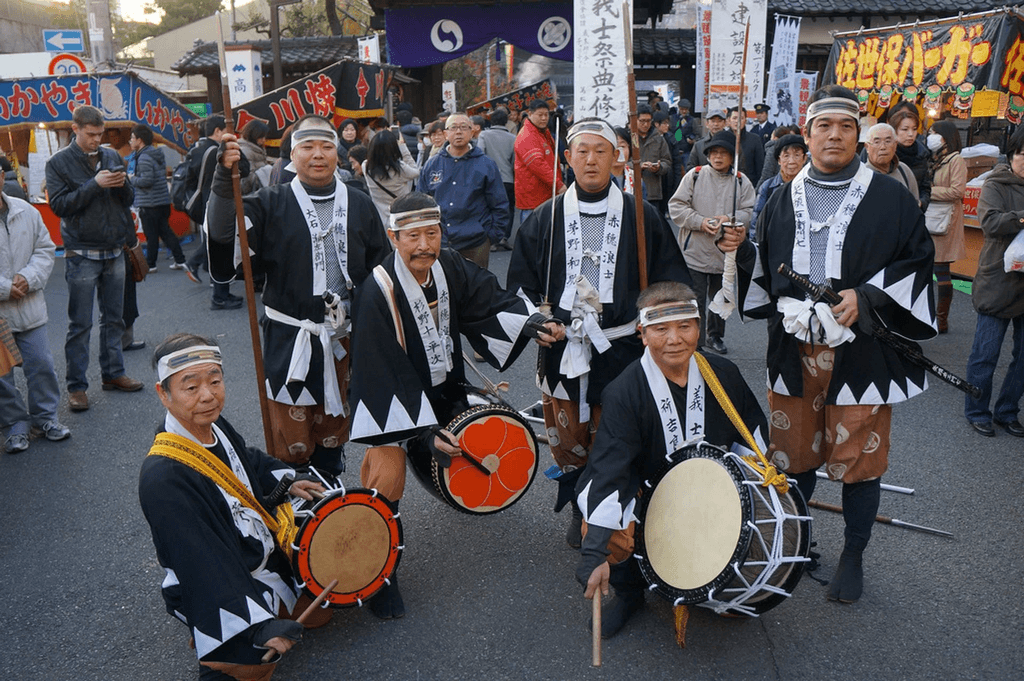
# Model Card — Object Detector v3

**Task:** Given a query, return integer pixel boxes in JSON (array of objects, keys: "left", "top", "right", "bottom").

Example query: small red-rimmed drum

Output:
[
  {"left": 408, "top": 395, "right": 540, "bottom": 515},
  {"left": 634, "top": 442, "right": 811, "bottom": 617},
  {"left": 291, "top": 479, "right": 403, "bottom": 608}
]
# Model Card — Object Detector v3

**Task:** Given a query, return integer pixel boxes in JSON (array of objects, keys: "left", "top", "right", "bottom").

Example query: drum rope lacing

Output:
[{"left": 694, "top": 353, "right": 790, "bottom": 494}]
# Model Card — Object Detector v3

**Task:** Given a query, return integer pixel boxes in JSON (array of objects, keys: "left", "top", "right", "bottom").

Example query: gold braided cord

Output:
[
  {"left": 147, "top": 432, "right": 298, "bottom": 558},
  {"left": 693, "top": 353, "right": 789, "bottom": 494}
]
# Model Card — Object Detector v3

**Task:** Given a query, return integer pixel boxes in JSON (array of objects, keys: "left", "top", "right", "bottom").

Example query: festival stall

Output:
[
  {"left": 465, "top": 79, "right": 557, "bottom": 117},
  {"left": 826, "top": 8, "right": 1024, "bottom": 278},
  {"left": 0, "top": 71, "right": 200, "bottom": 245}
]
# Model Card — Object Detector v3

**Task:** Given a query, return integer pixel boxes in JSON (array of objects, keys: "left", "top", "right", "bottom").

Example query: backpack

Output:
[{"left": 170, "top": 144, "right": 216, "bottom": 223}]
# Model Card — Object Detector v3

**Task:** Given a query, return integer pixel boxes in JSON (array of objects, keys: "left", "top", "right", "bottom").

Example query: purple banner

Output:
[{"left": 385, "top": 4, "right": 572, "bottom": 67}]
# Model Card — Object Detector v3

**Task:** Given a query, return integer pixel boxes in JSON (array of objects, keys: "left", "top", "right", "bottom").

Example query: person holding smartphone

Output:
[{"left": 45, "top": 105, "right": 144, "bottom": 413}]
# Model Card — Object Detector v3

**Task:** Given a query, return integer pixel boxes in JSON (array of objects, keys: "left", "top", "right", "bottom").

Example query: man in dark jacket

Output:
[
  {"left": 689, "top": 109, "right": 727, "bottom": 168},
  {"left": 418, "top": 113, "right": 509, "bottom": 269},
  {"left": 129, "top": 124, "right": 187, "bottom": 271},
  {"left": 727, "top": 106, "right": 766, "bottom": 182},
  {"left": 183, "top": 115, "right": 250, "bottom": 310},
  {"left": 45, "top": 105, "right": 143, "bottom": 412},
  {"left": 636, "top": 104, "right": 672, "bottom": 214}
]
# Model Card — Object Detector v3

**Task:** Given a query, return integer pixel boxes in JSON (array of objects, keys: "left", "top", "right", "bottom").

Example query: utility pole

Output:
[
  {"left": 87, "top": 0, "right": 115, "bottom": 69},
  {"left": 269, "top": 0, "right": 302, "bottom": 89}
]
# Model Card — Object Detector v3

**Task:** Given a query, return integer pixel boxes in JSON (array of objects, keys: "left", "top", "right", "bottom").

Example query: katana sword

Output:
[
  {"left": 777, "top": 263, "right": 982, "bottom": 399},
  {"left": 807, "top": 500, "right": 953, "bottom": 538}
]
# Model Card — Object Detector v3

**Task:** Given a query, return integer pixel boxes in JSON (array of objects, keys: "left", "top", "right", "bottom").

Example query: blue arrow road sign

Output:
[{"left": 43, "top": 30, "right": 84, "bottom": 53}]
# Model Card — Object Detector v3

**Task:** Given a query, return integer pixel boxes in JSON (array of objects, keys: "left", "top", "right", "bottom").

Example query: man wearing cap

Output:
[
  {"left": 720, "top": 84, "right": 936, "bottom": 604},
  {"left": 139, "top": 333, "right": 330, "bottom": 680},
  {"left": 636, "top": 104, "right": 673, "bottom": 214},
  {"left": 348, "top": 191, "right": 555, "bottom": 619},
  {"left": 672, "top": 98, "right": 697, "bottom": 171},
  {"left": 507, "top": 117, "right": 690, "bottom": 548},
  {"left": 418, "top": 113, "right": 509, "bottom": 269},
  {"left": 669, "top": 130, "right": 755, "bottom": 355},
  {"left": 206, "top": 114, "right": 391, "bottom": 476},
  {"left": 514, "top": 100, "right": 566, "bottom": 226},
  {"left": 688, "top": 109, "right": 727, "bottom": 168},
  {"left": 750, "top": 103, "right": 776, "bottom": 144},
  {"left": 575, "top": 280, "right": 768, "bottom": 637}
]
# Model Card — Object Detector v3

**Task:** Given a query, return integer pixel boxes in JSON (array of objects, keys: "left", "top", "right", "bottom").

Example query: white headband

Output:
[
  {"left": 805, "top": 96, "right": 860, "bottom": 124},
  {"left": 157, "top": 345, "right": 223, "bottom": 382},
  {"left": 389, "top": 206, "right": 441, "bottom": 231},
  {"left": 292, "top": 126, "right": 339, "bottom": 146},
  {"left": 639, "top": 300, "right": 701, "bottom": 327},
  {"left": 567, "top": 119, "right": 618, "bottom": 150}
]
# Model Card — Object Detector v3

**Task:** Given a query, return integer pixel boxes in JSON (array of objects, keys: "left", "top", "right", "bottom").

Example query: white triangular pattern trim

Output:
[
  {"left": 887, "top": 379, "right": 907, "bottom": 403},
  {"left": 867, "top": 270, "right": 935, "bottom": 327},
  {"left": 218, "top": 608, "right": 253, "bottom": 645},
  {"left": 496, "top": 310, "right": 527, "bottom": 342},
  {"left": 770, "top": 371, "right": 791, "bottom": 396},
  {"left": 859, "top": 382, "right": 884, "bottom": 404},
  {"left": 350, "top": 400, "right": 383, "bottom": 440},
  {"left": 552, "top": 381, "right": 572, "bottom": 400},
  {"left": 384, "top": 395, "right": 416, "bottom": 433},
  {"left": 414, "top": 392, "right": 438, "bottom": 428},
  {"left": 246, "top": 595, "right": 275, "bottom": 625},
  {"left": 294, "top": 387, "right": 317, "bottom": 406},
  {"left": 906, "top": 375, "right": 926, "bottom": 398},
  {"left": 271, "top": 382, "right": 292, "bottom": 404},
  {"left": 270, "top": 468, "right": 292, "bottom": 481},
  {"left": 162, "top": 568, "right": 179, "bottom": 589},
  {"left": 835, "top": 384, "right": 857, "bottom": 405},
  {"left": 481, "top": 334, "right": 515, "bottom": 366},
  {"left": 192, "top": 628, "right": 223, "bottom": 659},
  {"left": 578, "top": 480, "right": 633, "bottom": 530},
  {"left": 752, "top": 424, "right": 767, "bottom": 453}
]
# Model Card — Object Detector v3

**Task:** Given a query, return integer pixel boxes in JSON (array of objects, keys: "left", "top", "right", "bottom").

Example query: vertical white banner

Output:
[
  {"left": 358, "top": 35, "right": 381, "bottom": 63},
  {"left": 708, "top": 0, "right": 767, "bottom": 114},
  {"left": 575, "top": 0, "right": 632, "bottom": 126},
  {"left": 442, "top": 81, "right": 457, "bottom": 113},
  {"left": 794, "top": 71, "right": 818, "bottom": 128},
  {"left": 764, "top": 15, "right": 801, "bottom": 126},
  {"left": 695, "top": 2, "right": 712, "bottom": 113},
  {"left": 225, "top": 48, "right": 263, "bottom": 108}
]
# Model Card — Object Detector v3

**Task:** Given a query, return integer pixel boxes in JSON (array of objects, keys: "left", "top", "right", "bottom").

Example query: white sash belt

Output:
[
  {"left": 778, "top": 296, "right": 855, "bottom": 347},
  {"left": 264, "top": 305, "right": 345, "bottom": 417}
]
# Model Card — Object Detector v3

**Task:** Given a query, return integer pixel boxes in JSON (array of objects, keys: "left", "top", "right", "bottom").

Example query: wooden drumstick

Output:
[
  {"left": 592, "top": 592, "right": 602, "bottom": 667},
  {"left": 261, "top": 578, "right": 339, "bottom": 663}
]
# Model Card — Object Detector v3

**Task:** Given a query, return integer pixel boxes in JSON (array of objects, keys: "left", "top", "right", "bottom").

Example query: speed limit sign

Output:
[{"left": 48, "top": 53, "right": 87, "bottom": 75}]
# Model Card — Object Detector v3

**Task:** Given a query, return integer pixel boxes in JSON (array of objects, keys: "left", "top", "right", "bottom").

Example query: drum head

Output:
[
  {"left": 292, "top": 489, "right": 402, "bottom": 607},
  {"left": 433, "top": 405, "right": 539, "bottom": 515},
  {"left": 636, "top": 443, "right": 753, "bottom": 604}
]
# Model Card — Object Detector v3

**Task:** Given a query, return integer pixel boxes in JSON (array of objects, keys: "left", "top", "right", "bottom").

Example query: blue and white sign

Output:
[{"left": 43, "top": 30, "right": 84, "bottom": 53}]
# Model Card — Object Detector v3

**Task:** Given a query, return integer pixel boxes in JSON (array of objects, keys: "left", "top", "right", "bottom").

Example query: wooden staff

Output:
[
  {"left": 622, "top": 0, "right": 647, "bottom": 291},
  {"left": 215, "top": 17, "right": 276, "bottom": 457},
  {"left": 592, "top": 592, "right": 602, "bottom": 666},
  {"left": 260, "top": 578, "right": 339, "bottom": 662},
  {"left": 807, "top": 500, "right": 953, "bottom": 538}
]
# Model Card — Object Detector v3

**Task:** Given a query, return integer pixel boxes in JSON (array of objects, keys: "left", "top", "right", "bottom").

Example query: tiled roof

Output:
[
  {"left": 767, "top": 0, "right": 998, "bottom": 15},
  {"left": 172, "top": 37, "right": 357, "bottom": 75},
  {"left": 634, "top": 29, "right": 695, "bottom": 66}
]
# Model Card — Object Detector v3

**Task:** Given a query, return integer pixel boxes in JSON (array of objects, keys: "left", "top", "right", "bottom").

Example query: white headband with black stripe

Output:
[
  {"left": 805, "top": 96, "right": 860, "bottom": 124},
  {"left": 639, "top": 300, "right": 701, "bottom": 326},
  {"left": 157, "top": 345, "right": 222, "bottom": 381}
]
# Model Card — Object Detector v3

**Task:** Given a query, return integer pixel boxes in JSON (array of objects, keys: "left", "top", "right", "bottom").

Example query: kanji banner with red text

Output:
[
  {"left": 0, "top": 72, "right": 198, "bottom": 152},
  {"left": 826, "top": 10, "right": 1024, "bottom": 97},
  {"left": 234, "top": 60, "right": 393, "bottom": 147},
  {"left": 466, "top": 80, "right": 556, "bottom": 116}
]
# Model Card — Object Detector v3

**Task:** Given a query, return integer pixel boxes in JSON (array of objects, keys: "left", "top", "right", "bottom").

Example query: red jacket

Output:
[{"left": 514, "top": 120, "right": 564, "bottom": 210}]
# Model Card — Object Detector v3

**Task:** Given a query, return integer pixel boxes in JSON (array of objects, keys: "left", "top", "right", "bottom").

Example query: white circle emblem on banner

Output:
[
  {"left": 537, "top": 17, "right": 571, "bottom": 53},
  {"left": 431, "top": 20, "right": 464, "bottom": 52}
]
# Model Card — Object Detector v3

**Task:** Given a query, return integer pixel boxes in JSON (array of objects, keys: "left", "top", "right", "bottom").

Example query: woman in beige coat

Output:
[{"left": 927, "top": 120, "right": 967, "bottom": 333}]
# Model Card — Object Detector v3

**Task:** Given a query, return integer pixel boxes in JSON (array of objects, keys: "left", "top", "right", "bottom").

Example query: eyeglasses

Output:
[{"left": 447, "top": 124, "right": 471, "bottom": 132}]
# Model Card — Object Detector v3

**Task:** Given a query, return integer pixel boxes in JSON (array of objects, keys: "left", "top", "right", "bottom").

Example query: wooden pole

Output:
[
  {"left": 216, "top": 17, "right": 277, "bottom": 458},
  {"left": 591, "top": 592, "right": 602, "bottom": 666},
  {"left": 622, "top": 1, "right": 647, "bottom": 291},
  {"left": 261, "top": 579, "right": 339, "bottom": 662}
]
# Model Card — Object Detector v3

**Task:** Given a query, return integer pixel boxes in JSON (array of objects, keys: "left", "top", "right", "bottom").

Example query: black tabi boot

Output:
[
  {"left": 594, "top": 560, "right": 646, "bottom": 639},
  {"left": 309, "top": 444, "right": 345, "bottom": 478},
  {"left": 566, "top": 502, "right": 584, "bottom": 550},
  {"left": 827, "top": 478, "right": 881, "bottom": 604}
]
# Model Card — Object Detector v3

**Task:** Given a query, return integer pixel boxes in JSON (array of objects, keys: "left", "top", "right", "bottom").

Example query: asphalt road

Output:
[{"left": 0, "top": 240, "right": 1020, "bottom": 680}]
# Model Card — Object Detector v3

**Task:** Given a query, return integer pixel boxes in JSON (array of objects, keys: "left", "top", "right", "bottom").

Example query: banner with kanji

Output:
[
  {"left": 234, "top": 60, "right": 394, "bottom": 148},
  {"left": 827, "top": 10, "right": 1024, "bottom": 99},
  {"left": 695, "top": 2, "right": 712, "bottom": 113},
  {"left": 575, "top": 0, "right": 632, "bottom": 126},
  {"left": 764, "top": 15, "right": 801, "bottom": 126},
  {"left": 707, "top": 0, "right": 767, "bottom": 114},
  {"left": 793, "top": 71, "right": 817, "bottom": 127},
  {"left": 466, "top": 80, "right": 556, "bottom": 116},
  {"left": 0, "top": 72, "right": 198, "bottom": 152}
]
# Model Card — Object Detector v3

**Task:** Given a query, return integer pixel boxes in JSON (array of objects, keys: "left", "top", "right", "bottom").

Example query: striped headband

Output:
[
  {"left": 567, "top": 119, "right": 618, "bottom": 149},
  {"left": 805, "top": 96, "right": 860, "bottom": 124},
  {"left": 292, "top": 126, "right": 339, "bottom": 146},
  {"left": 157, "top": 345, "right": 223, "bottom": 381},
  {"left": 639, "top": 300, "right": 701, "bottom": 327},
  {"left": 389, "top": 206, "right": 442, "bottom": 231}
]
